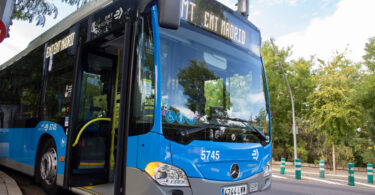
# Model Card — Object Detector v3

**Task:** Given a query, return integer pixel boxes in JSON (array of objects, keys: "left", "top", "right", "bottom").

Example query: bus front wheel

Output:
[{"left": 37, "top": 139, "right": 58, "bottom": 194}]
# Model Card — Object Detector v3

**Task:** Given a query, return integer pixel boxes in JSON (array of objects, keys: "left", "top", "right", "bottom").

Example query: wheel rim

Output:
[{"left": 40, "top": 147, "right": 57, "bottom": 185}]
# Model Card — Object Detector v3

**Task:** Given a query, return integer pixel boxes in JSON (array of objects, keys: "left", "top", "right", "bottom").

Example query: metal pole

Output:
[{"left": 270, "top": 38, "right": 297, "bottom": 160}]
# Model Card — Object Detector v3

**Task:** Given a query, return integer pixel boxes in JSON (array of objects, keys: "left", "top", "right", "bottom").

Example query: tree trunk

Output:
[{"left": 332, "top": 142, "right": 336, "bottom": 174}]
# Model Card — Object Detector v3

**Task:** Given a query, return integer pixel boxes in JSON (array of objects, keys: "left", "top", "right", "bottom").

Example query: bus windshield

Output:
[{"left": 160, "top": 22, "right": 270, "bottom": 145}]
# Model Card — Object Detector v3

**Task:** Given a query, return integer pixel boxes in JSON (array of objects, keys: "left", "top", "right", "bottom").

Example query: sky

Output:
[
  {"left": 246, "top": 0, "right": 375, "bottom": 62},
  {"left": 1, "top": 0, "right": 375, "bottom": 65}
]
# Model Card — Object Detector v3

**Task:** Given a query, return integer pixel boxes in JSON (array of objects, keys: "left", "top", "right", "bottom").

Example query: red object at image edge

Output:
[{"left": 0, "top": 20, "right": 6, "bottom": 43}]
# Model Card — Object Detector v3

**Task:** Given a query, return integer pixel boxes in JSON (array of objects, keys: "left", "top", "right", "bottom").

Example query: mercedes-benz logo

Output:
[{"left": 230, "top": 163, "right": 240, "bottom": 179}]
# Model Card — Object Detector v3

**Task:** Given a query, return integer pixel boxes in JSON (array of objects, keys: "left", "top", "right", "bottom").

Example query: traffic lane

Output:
[{"left": 261, "top": 176, "right": 375, "bottom": 195}]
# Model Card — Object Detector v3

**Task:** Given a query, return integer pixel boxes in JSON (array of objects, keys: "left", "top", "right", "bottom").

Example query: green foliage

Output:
[
  {"left": 308, "top": 53, "right": 361, "bottom": 144},
  {"left": 361, "top": 150, "right": 375, "bottom": 164},
  {"left": 262, "top": 41, "right": 315, "bottom": 162},
  {"left": 263, "top": 38, "right": 375, "bottom": 167},
  {"left": 262, "top": 38, "right": 375, "bottom": 166},
  {"left": 262, "top": 41, "right": 292, "bottom": 160},
  {"left": 359, "top": 38, "right": 375, "bottom": 143},
  {"left": 335, "top": 144, "right": 355, "bottom": 167},
  {"left": 363, "top": 37, "right": 375, "bottom": 72},
  {"left": 13, "top": 0, "right": 90, "bottom": 26}
]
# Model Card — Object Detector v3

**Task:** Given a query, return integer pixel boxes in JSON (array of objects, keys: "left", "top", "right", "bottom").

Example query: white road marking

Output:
[
  {"left": 355, "top": 182, "right": 375, "bottom": 188},
  {"left": 331, "top": 178, "right": 375, "bottom": 188},
  {"left": 302, "top": 176, "right": 344, "bottom": 186},
  {"left": 272, "top": 169, "right": 375, "bottom": 191},
  {"left": 272, "top": 175, "right": 288, "bottom": 179}
]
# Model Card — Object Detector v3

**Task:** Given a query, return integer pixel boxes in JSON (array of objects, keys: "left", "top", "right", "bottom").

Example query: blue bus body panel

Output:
[
  {"left": 150, "top": 5, "right": 163, "bottom": 135},
  {"left": 170, "top": 141, "right": 270, "bottom": 181},
  {"left": 261, "top": 55, "right": 273, "bottom": 165},
  {"left": 127, "top": 136, "right": 138, "bottom": 167},
  {"left": 261, "top": 55, "right": 272, "bottom": 141},
  {"left": 0, "top": 121, "right": 67, "bottom": 175},
  {"left": 137, "top": 131, "right": 172, "bottom": 170}
]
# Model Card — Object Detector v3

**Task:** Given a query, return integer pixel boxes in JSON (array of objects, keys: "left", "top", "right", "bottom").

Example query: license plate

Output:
[{"left": 221, "top": 184, "right": 247, "bottom": 195}]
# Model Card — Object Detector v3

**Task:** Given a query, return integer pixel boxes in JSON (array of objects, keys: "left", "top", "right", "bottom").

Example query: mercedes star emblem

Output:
[{"left": 230, "top": 163, "right": 240, "bottom": 179}]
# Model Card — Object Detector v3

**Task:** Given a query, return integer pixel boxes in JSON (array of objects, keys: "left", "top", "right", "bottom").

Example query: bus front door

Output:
[{"left": 67, "top": 39, "right": 122, "bottom": 188}]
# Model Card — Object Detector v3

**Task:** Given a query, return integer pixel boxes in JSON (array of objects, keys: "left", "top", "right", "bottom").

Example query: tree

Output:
[
  {"left": 262, "top": 41, "right": 295, "bottom": 160},
  {"left": 361, "top": 37, "right": 375, "bottom": 142},
  {"left": 308, "top": 53, "right": 361, "bottom": 174},
  {"left": 363, "top": 37, "right": 375, "bottom": 72},
  {"left": 288, "top": 57, "right": 316, "bottom": 162},
  {"left": 13, "top": 0, "right": 89, "bottom": 26},
  {"left": 355, "top": 37, "right": 375, "bottom": 164}
]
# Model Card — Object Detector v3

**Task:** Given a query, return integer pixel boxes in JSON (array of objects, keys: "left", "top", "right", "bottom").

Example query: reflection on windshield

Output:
[
  {"left": 160, "top": 22, "right": 269, "bottom": 144},
  {"left": 177, "top": 59, "right": 218, "bottom": 115}
]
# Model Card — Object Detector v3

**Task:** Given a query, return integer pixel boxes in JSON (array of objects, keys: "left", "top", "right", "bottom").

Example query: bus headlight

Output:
[
  {"left": 145, "top": 162, "right": 189, "bottom": 186},
  {"left": 263, "top": 161, "right": 272, "bottom": 177}
]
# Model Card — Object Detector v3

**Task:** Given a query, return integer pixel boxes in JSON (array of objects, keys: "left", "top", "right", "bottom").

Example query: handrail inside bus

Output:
[{"left": 72, "top": 118, "right": 111, "bottom": 147}]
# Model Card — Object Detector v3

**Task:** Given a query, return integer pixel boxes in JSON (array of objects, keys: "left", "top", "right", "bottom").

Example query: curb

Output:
[{"left": 0, "top": 171, "right": 22, "bottom": 195}]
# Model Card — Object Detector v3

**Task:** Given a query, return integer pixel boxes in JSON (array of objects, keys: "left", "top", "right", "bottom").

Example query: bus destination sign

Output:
[
  {"left": 180, "top": 0, "right": 260, "bottom": 55},
  {"left": 45, "top": 32, "right": 75, "bottom": 58}
]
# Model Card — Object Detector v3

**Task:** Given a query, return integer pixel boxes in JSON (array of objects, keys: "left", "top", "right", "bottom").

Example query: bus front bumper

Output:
[{"left": 127, "top": 167, "right": 271, "bottom": 195}]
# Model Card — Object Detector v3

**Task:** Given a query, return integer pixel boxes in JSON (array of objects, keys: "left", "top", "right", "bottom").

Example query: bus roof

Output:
[{"left": 0, "top": 0, "right": 112, "bottom": 71}]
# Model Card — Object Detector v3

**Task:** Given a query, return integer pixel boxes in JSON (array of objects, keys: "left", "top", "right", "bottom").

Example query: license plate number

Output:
[{"left": 221, "top": 184, "right": 247, "bottom": 195}]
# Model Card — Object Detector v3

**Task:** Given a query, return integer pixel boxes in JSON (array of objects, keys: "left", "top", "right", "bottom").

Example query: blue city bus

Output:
[{"left": 0, "top": 0, "right": 272, "bottom": 194}]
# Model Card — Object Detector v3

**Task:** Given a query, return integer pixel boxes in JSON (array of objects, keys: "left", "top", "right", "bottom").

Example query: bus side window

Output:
[
  {"left": 44, "top": 36, "right": 75, "bottom": 128},
  {"left": 9, "top": 46, "right": 44, "bottom": 128},
  {"left": 129, "top": 16, "right": 155, "bottom": 135}
]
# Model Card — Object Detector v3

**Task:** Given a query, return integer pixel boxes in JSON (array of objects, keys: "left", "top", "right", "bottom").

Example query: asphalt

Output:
[{"left": 0, "top": 171, "right": 22, "bottom": 195}]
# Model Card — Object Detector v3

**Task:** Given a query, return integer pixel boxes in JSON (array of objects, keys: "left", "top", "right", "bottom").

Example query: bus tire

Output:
[{"left": 37, "top": 138, "right": 59, "bottom": 194}]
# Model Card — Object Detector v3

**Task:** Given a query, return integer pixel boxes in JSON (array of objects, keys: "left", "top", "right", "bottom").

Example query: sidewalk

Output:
[{"left": 0, "top": 171, "right": 22, "bottom": 195}]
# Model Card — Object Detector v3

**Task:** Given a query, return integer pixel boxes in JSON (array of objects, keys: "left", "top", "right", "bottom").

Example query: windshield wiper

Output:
[
  {"left": 215, "top": 116, "right": 267, "bottom": 141},
  {"left": 176, "top": 124, "right": 229, "bottom": 137}
]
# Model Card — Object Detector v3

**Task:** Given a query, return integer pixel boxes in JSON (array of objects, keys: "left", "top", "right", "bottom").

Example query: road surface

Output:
[{"left": 265, "top": 169, "right": 375, "bottom": 195}]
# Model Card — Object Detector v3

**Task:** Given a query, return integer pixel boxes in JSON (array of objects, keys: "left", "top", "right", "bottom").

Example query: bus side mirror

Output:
[{"left": 158, "top": 0, "right": 180, "bottom": 29}]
